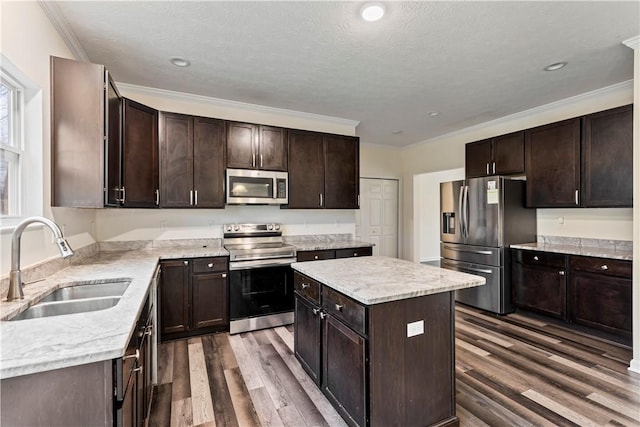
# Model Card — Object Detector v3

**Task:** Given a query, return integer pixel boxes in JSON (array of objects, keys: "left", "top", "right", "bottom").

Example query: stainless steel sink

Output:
[
  {"left": 40, "top": 280, "right": 130, "bottom": 302},
  {"left": 9, "top": 279, "right": 131, "bottom": 321},
  {"left": 11, "top": 297, "right": 121, "bottom": 320}
]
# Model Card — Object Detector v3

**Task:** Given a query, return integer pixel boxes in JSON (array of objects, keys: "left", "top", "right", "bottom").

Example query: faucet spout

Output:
[{"left": 7, "top": 216, "right": 74, "bottom": 301}]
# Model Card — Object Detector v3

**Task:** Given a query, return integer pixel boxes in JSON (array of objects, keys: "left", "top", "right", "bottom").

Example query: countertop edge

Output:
[{"left": 510, "top": 243, "right": 633, "bottom": 261}]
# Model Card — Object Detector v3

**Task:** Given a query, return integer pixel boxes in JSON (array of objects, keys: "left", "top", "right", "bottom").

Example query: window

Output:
[
  {"left": 0, "top": 73, "right": 23, "bottom": 217},
  {"left": 0, "top": 53, "right": 43, "bottom": 227}
]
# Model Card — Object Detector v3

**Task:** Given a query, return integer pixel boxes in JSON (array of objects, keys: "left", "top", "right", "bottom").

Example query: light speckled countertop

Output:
[
  {"left": 291, "top": 256, "right": 485, "bottom": 305},
  {"left": 0, "top": 246, "right": 227, "bottom": 380},
  {"left": 510, "top": 243, "right": 632, "bottom": 261}
]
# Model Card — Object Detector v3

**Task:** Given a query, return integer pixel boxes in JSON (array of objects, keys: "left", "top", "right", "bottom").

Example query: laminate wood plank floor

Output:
[{"left": 150, "top": 306, "right": 640, "bottom": 426}]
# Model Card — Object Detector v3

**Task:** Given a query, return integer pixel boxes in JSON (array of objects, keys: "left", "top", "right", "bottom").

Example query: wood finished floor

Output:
[{"left": 150, "top": 306, "right": 640, "bottom": 427}]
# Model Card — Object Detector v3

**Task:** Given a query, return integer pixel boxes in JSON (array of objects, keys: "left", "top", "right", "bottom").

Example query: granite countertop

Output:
[
  {"left": 0, "top": 246, "right": 227, "bottom": 380},
  {"left": 510, "top": 242, "right": 632, "bottom": 261},
  {"left": 291, "top": 256, "right": 485, "bottom": 305}
]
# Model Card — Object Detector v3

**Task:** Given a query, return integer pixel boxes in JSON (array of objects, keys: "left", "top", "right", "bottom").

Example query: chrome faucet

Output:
[{"left": 7, "top": 216, "right": 74, "bottom": 301}]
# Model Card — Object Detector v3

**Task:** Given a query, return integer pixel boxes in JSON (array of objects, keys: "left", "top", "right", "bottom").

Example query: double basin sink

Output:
[{"left": 10, "top": 279, "right": 131, "bottom": 321}]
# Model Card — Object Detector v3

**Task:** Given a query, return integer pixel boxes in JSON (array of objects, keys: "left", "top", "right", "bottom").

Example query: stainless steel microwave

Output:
[{"left": 226, "top": 168, "right": 288, "bottom": 205}]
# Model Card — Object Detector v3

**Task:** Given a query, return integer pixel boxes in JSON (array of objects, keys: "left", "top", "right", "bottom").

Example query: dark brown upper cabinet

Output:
[
  {"left": 581, "top": 104, "right": 633, "bottom": 207},
  {"left": 51, "top": 56, "right": 121, "bottom": 208},
  {"left": 226, "top": 121, "right": 287, "bottom": 171},
  {"left": 160, "top": 112, "right": 225, "bottom": 208},
  {"left": 465, "top": 131, "right": 524, "bottom": 178},
  {"left": 525, "top": 118, "right": 581, "bottom": 208},
  {"left": 287, "top": 130, "right": 359, "bottom": 209},
  {"left": 120, "top": 98, "right": 159, "bottom": 208}
]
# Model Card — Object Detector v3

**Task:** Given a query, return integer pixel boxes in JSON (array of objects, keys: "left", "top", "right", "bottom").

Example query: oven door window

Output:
[
  {"left": 229, "top": 265, "right": 293, "bottom": 320},
  {"left": 229, "top": 176, "right": 273, "bottom": 200}
]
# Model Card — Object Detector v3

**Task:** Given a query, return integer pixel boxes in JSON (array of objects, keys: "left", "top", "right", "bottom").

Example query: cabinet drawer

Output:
[
  {"left": 323, "top": 287, "right": 366, "bottom": 336},
  {"left": 192, "top": 257, "right": 228, "bottom": 274},
  {"left": 569, "top": 256, "right": 631, "bottom": 279},
  {"left": 335, "top": 246, "right": 372, "bottom": 259},
  {"left": 294, "top": 273, "right": 321, "bottom": 304},
  {"left": 297, "top": 250, "right": 335, "bottom": 262},
  {"left": 514, "top": 250, "right": 566, "bottom": 269}
]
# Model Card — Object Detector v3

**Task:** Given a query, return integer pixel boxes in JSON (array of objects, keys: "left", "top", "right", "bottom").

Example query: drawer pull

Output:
[
  {"left": 353, "top": 252, "right": 358, "bottom": 257},
  {"left": 207, "top": 263, "right": 213, "bottom": 268},
  {"left": 335, "top": 304, "right": 344, "bottom": 311},
  {"left": 222, "top": 273, "right": 227, "bottom": 278},
  {"left": 559, "top": 271, "right": 565, "bottom": 276},
  {"left": 600, "top": 265, "right": 608, "bottom": 271},
  {"left": 301, "top": 283, "right": 310, "bottom": 289},
  {"left": 123, "top": 349, "right": 139, "bottom": 361},
  {"left": 183, "top": 261, "right": 189, "bottom": 266},
  {"left": 312, "top": 308, "right": 320, "bottom": 315},
  {"left": 319, "top": 312, "right": 327, "bottom": 320},
  {"left": 533, "top": 256, "right": 539, "bottom": 261},
  {"left": 314, "top": 255, "right": 319, "bottom": 260},
  {"left": 133, "top": 366, "right": 143, "bottom": 373}
]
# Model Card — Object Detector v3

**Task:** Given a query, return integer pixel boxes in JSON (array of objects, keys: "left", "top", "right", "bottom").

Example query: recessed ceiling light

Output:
[
  {"left": 427, "top": 111, "right": 440, "bottom": 117},
  {"left": 391, "top": 129, "right": 403, "bottom": 135},
  {"left": 170, "top": 57, "right": 191, "bottom": 67},
  {"left": 544, "top": 62, "right": 567, "bottom": 71},
  {"left": 361, "top": 3, "right": 385, "bottom": 22}
]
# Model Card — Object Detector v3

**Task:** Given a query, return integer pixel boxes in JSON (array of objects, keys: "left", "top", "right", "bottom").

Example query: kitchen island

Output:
[{"left": 291, "top": 256, "right": 485, "bottom": 427}]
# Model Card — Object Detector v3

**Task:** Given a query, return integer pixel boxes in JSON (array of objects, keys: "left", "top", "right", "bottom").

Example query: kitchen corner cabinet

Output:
[
  {"left": 226, "top": 121, "right": 287, "bottom": 171},
  {"left": 465, "top": 131, "right": 524, "bottom": 178},
  {"left": 525, "top": 118, "right": 581, "bottom": 208},
  {"left": 294, "top": 272, "right": 457, "bottom": 427},
  {"left": 159, "top": 113, "right": 226, "bottom": 208},
  {"left": 512, "top": 250, "right": 567, "bottom": 319},
  {"left": 120, "top": 98, "right": 159, "bottom": 208},
  {"left": 159, "top": 257, "right": 228, "bottom": 340},
  {"left": 52, "top": 56, "right": 121, "bottom": 208},
  {"left": 581, "top": 104, "right": 633, "bottom": 207},
  {"left": 288, "top": 130, "right": 360, "bottom": 209}
]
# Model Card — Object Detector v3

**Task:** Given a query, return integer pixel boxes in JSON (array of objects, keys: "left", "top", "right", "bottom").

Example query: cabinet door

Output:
[
  {"left": 288, "top": 130, "right": 325, "bottom": 208},
  {"left": 160, "top": 260, "right": 190, "bottom": 338},
  {"left": 569, "top": 271, "right": 632, "bottom": 337},
  {"left": 465, "top": 139, "right": 491, "bottom": 178},
  {"left": 258, "top": 125, "right": 287, "bottom": 171},
  {"left": 122, "top": 98, "right": 159, "bottom": 208},
  {"left": 192, "top": 272, "right": 228, "bottom": 329},
  {"left": 582, "top": 105, "right": 633, "bottom": 207},
  {"left": 160, "top": 113, "right": 194, "bottom": 207},
  {"left": 294, "top": 295, "right": 322, "bottom": 385},
  {"left": 325, "top": 135, "right": 359, "bottom": 209},
  {"left": 525, "top": 118, "right": 581, "bottom": 207},
  {"left": 105, "top": 76, "right": 122, "bottom": 207},
  {"left": 226, "top": 121, "right": 256, "bottom": 169},
  {"left": 323, "top": 315, "right": 367, "bottom": 427},
  {"left": 512, "top": 261, "right": 566, "bottom": 319},
  {"left": 194, "top": 117, "right": 226, "bottom": 208},
  {"left": 493, "top": 131, "right": 524, "bottom": 175}
]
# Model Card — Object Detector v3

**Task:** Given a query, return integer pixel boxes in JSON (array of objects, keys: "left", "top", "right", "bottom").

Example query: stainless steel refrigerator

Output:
[{"left": 440, "top": 176, "right": 536, "bottom": 314}]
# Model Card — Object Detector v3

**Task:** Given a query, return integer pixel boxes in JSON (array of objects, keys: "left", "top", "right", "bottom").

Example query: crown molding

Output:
[
  {"left": 116, "top": 82, "right": 360, "bottom": 129},
  {"left": 403, "top": 79, "right": 634, "bottom": 151},
  {"left": 38, "top": 1, "right": 89, "bottom": 61},
  {"left": 622, "top": 35, "right": 640, "bottom": 50}
]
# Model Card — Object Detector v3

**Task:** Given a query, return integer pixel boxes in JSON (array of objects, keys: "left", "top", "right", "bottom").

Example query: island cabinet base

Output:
[{"left": 294, "top": 271, "right": 458, "bottom": 427}]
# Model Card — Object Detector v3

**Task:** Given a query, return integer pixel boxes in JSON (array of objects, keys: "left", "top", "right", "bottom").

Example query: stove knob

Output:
[
  {"left": 225, "top": 225, "right": 231, "bottom": 232},
  {"left": 267, "top": 224, "right": 274, "bottom": 230},
  {"left": 275, "top": 224, "right": 280, "bottom": 230},
  {"left": 233, "top": 225, "right": 240, "bottom": 231}
]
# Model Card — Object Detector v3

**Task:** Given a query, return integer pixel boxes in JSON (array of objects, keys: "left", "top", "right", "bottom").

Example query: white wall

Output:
[
  {"left": 414, "top": 168, "right": 465, "bottom": 263},
  {"left": 398, "top": 82, "right": 635, "bottom": 261},
  {"left": 0, "top": 2, "right": 97, "bottom": 277}
]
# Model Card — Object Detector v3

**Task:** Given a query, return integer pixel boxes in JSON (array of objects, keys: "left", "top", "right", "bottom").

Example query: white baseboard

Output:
[{"left": 629, "top": 358, "right": 640, "bottom": 374}]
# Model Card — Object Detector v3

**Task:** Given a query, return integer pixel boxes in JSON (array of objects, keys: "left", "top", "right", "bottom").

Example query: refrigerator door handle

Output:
[
  {"left": 458, "top": 185, "right": 465, "bottom": 238},
  {"left": 463, "top": 185, "right": 470, "bottom": 238}
]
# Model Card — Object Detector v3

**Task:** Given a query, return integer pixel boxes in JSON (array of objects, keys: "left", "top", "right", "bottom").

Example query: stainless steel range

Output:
[{"left": 224, "top": 223, "right": 296, "bottom": 334}]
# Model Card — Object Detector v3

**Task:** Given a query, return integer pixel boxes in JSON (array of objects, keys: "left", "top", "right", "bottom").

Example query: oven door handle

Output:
[
  {"left": 231, "top": 252, "right": 296, "bottom": 262},
  {"left": 229, "top": 257, "right": 297, "bottom": 270}
]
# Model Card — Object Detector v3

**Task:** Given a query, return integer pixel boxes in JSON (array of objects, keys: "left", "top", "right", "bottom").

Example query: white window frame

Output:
[
  {"left": 0, "top": 54, "right": 43, "bottom": 229},
  {"left": 0, "top": 70, "right": 24, "bottom": 218}
]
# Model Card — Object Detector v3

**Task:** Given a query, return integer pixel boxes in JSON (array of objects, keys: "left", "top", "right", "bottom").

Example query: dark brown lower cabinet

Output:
[
  {"left": 296, "top": 246, "right": 372, "bottom": 262},
  {"left": 160, "top": 257, "right": 228, "bottom": 341},
  {"left": 294, "top": 272, "right": 457, "bottom": 427}
]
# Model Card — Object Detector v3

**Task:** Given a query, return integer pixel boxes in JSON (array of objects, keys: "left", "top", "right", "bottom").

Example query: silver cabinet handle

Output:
[
  {"left": 260, "top": 154, "right": 263, "bottom": 168},
  {"left": 486, "top": 163, "right": 490, "bottom": 175},
  {"left": 314, "top": 255, "right": 319, "bottom": 260},
  {"left": 133, "top": 366, "right": 143, "bottom": 373},
  {"left": 357, "top": 194, "right": 360, "bottom": 207},
  {"left": 123, "top": 349, "right": 139, "bottom": 361},
  {"left": 194, "top": 190, "right": 198, "bottom": 206},
  {"left": 221, "top": 273, "right": 227, "bottom": 278},
  {"left": 207, "top": 263, "right": 213, "bottom": 268},
  {"left": 190, "top": 190, "right": 194, "bottom": 206},
  {"left": 600, "top": 265, "right": 608, "bottom": 270},
  {"left": 155, "top": 189, "right": 159, "bottom": 206},
  {"left": 319, "top": 193, "right": 323, "bottom": 207},
  {"left": 335, "top": 304, "right": 343, "bottom": 311},
  {"left": 353, "top": 252, "right": 358, "bottom": 257},
  {"left": 252, "top": 153, "right": 256, "bottom": 168},
  {"left": 312, "top": 308, "right": 320, "bottom": 315},
  {"left": 575, "top": 189, "right": 579, "bottom": 206},
  {"left": 533, "top": 256, "right": 539, "bottom": 261},
  {"left": 301, "top": 283, "right": 310, "bottom": 289},
  {"left": 559, "top": 271, "right": 565, "bottom": 276},
  {"left": 492, "top": 162, "right": 496, "bottom": 174},
  {"left": 183, "top": 261, "right": 189, "bottom": 266},
  {"left": 319, "top": 312, "right": 327, "bottom": 320},
  {"left": 121, "top": 187, "right": 126, "bottom": 203}
]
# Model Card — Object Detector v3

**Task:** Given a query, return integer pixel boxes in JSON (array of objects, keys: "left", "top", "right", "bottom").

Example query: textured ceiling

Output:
[{"left": 52, "top": 1, "right": 639, "bottom": 147}]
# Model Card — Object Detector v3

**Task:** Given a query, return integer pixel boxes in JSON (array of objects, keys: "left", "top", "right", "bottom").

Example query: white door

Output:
[{"left": 356, "top": 178, "right": 398, "bottom": 257}]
